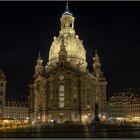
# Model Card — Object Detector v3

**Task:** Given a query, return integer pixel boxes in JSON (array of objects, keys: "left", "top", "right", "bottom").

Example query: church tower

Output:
[
  {"left": 93, "top": 49, "right": 102, "bottom": 78},
  {"left": 93, "top": 50, "right": 107, "bottom": 122},
  {"left": 28, "top": 53, "right": 46, "bottom": 123},
  {"left": 60, "top": 3, "right": 75, "bottom": 35},
  {"left": 34, "top": 52, "right": 44, "bottom": 78}
]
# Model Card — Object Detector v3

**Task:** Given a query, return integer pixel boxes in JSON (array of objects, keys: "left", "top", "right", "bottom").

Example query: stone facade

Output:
[
  {"left": 108, "top": 91, "right": 140, "bottom": 123},
  {"left": 3, "top": 100, "right": 29, "bottom": 120},
  {"left": 0, "top": 70, "right": 6, "bottom": 119},
  {"left": 29, "top": 4, "right": 107, "bottom": 124}
]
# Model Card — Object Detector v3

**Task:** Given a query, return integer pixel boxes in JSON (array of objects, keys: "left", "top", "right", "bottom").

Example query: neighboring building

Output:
[
  {"left": 3, "top": 100, "right": 29, "bottom": 120},
  {"left": 29, "top": 4, "right": 107, "bottom": 124},
  {"left": 0, "top": 70, "right": 6, "bottom": 119},
  {"left": 0, "top": 69, "right": 29, "bottom": 121},
  {"left": 130, "top": 95, "right": 140, "bottom": 118},
  {"left": 108, "top": 91, "right": 140, "bottom": 123}
]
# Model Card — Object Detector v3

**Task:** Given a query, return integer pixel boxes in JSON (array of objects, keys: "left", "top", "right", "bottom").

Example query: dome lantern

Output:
[{"left": 60, "top": 2, "right": 75, "bottom": 35}]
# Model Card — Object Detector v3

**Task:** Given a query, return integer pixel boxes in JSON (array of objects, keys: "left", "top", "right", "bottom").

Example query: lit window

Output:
[
  {"left": 59, "top": 85, "right": 64, "bottom": 108},
  {"left": 59, "top": 103, "right": 64, "bottom": 108},
  {"left": 60, "top": 113, "right": 63, "bottom": 116},
  {"left": 59, "top": 97, "right": 64, "bottom": 102}
]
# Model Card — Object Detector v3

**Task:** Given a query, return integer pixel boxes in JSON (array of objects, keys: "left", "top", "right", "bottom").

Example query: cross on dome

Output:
[{"left": 62, "top": 2, "right": 73, "bottom": 16}]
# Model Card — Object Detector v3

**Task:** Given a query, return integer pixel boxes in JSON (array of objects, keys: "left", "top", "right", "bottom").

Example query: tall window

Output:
[
  {"left": 73, "top": 87, "right": 77, "bottom": 99},
  {"left": 59, "top": 85, "right": 64, "bottom": 108},
  {"left": 73, "top": 87, "right": 77, "bottom": 108}
]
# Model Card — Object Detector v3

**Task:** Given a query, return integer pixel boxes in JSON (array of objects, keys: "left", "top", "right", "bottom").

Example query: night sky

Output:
[{"left": 0, "top": 1, "right": 140, "bottom": 99}]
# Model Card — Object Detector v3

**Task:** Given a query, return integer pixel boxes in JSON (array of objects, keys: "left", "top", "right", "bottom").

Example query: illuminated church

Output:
[{"left": 29, "top": 3, "right": 107, "bottom": 124}]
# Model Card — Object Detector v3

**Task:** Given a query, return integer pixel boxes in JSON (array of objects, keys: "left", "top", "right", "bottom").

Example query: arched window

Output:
[
  {"left": 59, "top": 85, "right": 64, "bottom": 108},
  {"left": 70, "top": 23, "right": 72, "bottom": 28}
]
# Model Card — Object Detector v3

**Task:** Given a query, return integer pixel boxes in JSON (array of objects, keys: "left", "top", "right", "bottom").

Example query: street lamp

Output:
[
  {"left": 102, "top": 115, "right": 106, "bottom": 119},
  {"left": 26, "top": 117, "right": 29, "bottom": 120},
  {"left": 85, "top": 115, "right": 88, "bottom": 119}
]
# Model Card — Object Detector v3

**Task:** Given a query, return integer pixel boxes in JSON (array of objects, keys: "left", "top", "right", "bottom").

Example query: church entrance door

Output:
[{"left": 59, "top": 113, "right": 64, "bottom": 123}]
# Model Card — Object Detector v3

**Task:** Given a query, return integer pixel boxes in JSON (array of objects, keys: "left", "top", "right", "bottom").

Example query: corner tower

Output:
[
  {"left": 0, "top": 70, "right": 6, "bottom": 119},
  {"left": 35, "top": 53, "right": 44, "bottom": 78},
  {"left": 93, "top": 50, "right": 107, "bottom": 122}
]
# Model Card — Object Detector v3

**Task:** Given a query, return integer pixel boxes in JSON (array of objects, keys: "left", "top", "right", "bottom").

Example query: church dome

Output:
[
  {"left": 49, "top": 34, "right": 86, "bottom": 64},
  {"left": 47, "top": 3, "right": 87, "bottom": 71}
]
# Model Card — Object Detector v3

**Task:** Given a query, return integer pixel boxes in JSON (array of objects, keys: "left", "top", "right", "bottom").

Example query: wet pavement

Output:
[{"left": 0, "top": 124, "right": 140, "bottom": 138}]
